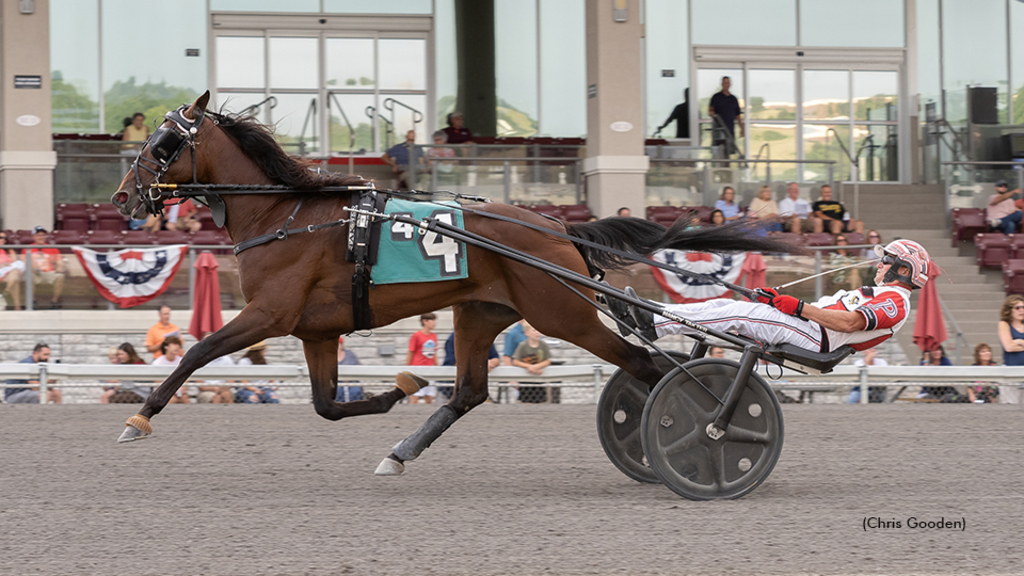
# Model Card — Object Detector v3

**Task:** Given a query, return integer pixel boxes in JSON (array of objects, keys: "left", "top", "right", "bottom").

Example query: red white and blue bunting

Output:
[
  {"left": 650, "top": 250, "right": 748, "bottom": 303},
  {"left": 72, "top": 245, "right": 189, "bottom": 308}
]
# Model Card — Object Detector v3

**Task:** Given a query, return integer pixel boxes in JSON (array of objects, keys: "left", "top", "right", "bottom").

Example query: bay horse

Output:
[{"left": 111, "top": 91, "right": 796, "bottom": 475}]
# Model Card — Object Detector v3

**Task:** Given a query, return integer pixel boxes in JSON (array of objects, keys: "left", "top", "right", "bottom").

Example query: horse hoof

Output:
[
  {"left": 117, "top": 425, "right": 150, "bottom": 443},
  {"left": 395, "top": 371, "right": 428, "bottom": 397},
  {"left": 374, "top": 456, "right": 405, "bottom": 476}
]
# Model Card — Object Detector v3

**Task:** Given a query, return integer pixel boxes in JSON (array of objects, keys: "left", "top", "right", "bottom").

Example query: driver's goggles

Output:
[{"left": 880, "top": 254, "right": 897, "bottom": 265}]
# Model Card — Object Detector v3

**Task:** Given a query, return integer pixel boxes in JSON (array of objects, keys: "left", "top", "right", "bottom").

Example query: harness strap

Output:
[{"left": 234, "top": 214, "right": 348, "bottom": 255}]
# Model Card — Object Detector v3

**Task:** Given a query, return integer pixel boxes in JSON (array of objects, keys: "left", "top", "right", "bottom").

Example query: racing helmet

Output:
[{"left": 873, "top": 239, "right": 931, "bottom": 288}]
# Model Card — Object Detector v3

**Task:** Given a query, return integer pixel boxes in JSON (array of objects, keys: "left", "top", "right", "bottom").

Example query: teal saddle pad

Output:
[{"left": 371, "top": 199, "right": 469, "bottom": 285}]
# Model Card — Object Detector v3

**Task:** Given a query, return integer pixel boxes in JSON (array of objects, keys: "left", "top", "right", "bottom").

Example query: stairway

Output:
[{"left": 840, "top": 182, "right": 1002, "bottom": 364}]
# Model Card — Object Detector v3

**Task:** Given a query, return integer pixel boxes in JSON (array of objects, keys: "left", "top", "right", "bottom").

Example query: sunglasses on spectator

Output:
[
  {"left": 868, "top": 234, "right": 880, "bottom": 239},
  {"left": 1014, "top": 305, "right": 1024, "bottom": 311}
]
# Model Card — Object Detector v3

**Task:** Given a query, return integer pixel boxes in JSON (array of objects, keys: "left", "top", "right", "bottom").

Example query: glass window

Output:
[
  {"left": 1013, "top": 0, "right": 1024, "bottom": 124},
  {"left": 378, "top": 39, "right": 426, "bottom": 91},
  {"left": 101, "top": 0, "right": 208, "bottom": 134},
  {"left": 217, "top": 36, "right": 265, "bottom": 89},
  {"left": 495, "top": 0, "right": 538, "bottom": 136},
  {"left": 328, "top": 93, "right": 376, "bottom": 153},
  {"left": 942, "top": 0, "right": 1008, "bottom": 123},
  {"left": 747, "top": 69, "right": 795, "bottom": 121},
  {"left": 50, "top": 0, "right": 100, "bottom": 133},
  {"left": 383, "top": 95, "right": 428, "bottom": 144},
  {"left": 691, "top": 0, "right": 796, "bottom": 46},
  {"left": 645, "top": 0, "right": 689, "bottom": 137},
  {"left": 800, "top": 0, "right": 904, "bottom": 47},
  {"left": 853, "top": 71, "right": 898, "bottom": 121},
  {"left": 803, "top": 124, "right": 852, "bottom": 181},
  {"left": 803, "top": 70, "right": 850, "bottom": 121},
  {"left": 211, "top": 0, "right": 318, "bottom": 11},
  {"left": 324, "top": 0, "right": 432, "bottom": 14},
  {"left": 916, "top": 0, "right": 942, "bottom": 112},
  {"left": 217, "top": 93, "right": 272, "bottom": 122},
  {"left": 697, "top": 69, "right": 744, "bottom": 119},
  {"left": 435, "top": 0, "right": 458, "bottom": 128},
  {"left": 326, "top": 38, "right": 376, "bottom": 89},
  {"left": 749, "top": 123, "right": 797, "bottom": 160},
  {"left": 269, "top": 37, "right": 319, "bottom": 90},
  {"left": 269, "top": 93, "right": 320, "bottom": 154},
  {"left": 855, "top": 125, "right": 899, "bottom": 181},
  {"left": 539, "top": 0, "right": 586, "bottom": 137}
]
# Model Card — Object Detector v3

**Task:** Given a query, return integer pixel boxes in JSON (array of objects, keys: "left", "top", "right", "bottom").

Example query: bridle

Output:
[{"left": 130, "top": 104, "right": 210, "bottom": 217}]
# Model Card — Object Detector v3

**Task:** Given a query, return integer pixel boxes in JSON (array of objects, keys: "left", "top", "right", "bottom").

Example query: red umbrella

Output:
[
  {"left": 913, "top": 266, "right": 946, "bottom": 353},
  {"left": 740, "top": 252, "right": 767, "bottom": 290},
  {"left": 189, "top": 251, "right": 223, "bottom": 340}
]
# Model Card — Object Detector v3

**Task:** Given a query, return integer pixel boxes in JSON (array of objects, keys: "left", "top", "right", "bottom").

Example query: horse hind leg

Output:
[{"left": 375, "top": 301, "right": 519, "bottom": 476}]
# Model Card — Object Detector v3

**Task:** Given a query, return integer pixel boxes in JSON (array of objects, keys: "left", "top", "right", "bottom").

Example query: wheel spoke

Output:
[
  {"left": 724, "top": 425, "right": 771, "bottom": 444},
  {"left": 622, "top": 383, "right": 649, "bottom": 406},
  {"left": 661, "top": 427, "right": 702, "bottom": 457},
  {"left": 618, "top": 424, "right": 641, "bottom": 449},
  {"left": 708, "top": 444, "right": 727, "bottom": 488}
]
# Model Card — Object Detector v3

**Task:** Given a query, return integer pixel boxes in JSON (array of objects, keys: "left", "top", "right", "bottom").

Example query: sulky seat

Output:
[
  {"left": 975, "top": 233, "right": 1012, "bottom": 270},
  {"left": 763, "top": 344, "right": 856, "bottom": 374}
]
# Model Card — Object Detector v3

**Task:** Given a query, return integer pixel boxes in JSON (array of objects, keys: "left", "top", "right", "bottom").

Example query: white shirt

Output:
[
  {"left": 853, "top": 357, "right": 889, "bottom": 367},
  {"left": 152, "top": 355, "right": 181, "bottom": 366},
  {"left": 778, "top": 196, "right": 811, "bottom": 219}
]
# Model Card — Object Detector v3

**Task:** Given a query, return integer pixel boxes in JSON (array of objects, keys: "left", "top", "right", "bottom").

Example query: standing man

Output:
[
  {"left": 812, "top": 185, "right": 864, "bottom": 235},
  {"left": 778, "top": 182, "right": 816, "bottom": 233},
  {"left": 145, "top": 305, "right": 181, "bottom": 360},
  {"left": 709, "top": 76, "right": 743, "bottom": 157},
  {"left": 657, "top": 88, "right": 690, "bottom": 139},
  {"left": 987, "top": 180, "right": 1024, "bottom": 234},
  {"left": 381, "top": 130, "right": 423, "bottom": 190},
  {"left": 406, "top": 313, "right": 439, "bottom": 404},
  {"left": 23, "top": 226, "right": 66, "bottom": 309},
  {"left": 4, "top": 343, "right": 61, "bottom": 404}
]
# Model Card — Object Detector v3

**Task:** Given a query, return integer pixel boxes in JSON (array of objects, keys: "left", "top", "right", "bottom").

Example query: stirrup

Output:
[{"left": 626, "top": 287, "right": 658, "bottom": 342}]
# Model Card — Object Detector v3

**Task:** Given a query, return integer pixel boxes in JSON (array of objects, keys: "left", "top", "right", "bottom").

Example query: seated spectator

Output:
[
  {"left": 708, "top": 346, "right": 725, "bottom": 358},
  {"left": 153, "top": 336, "right": 189, "bottom": 403},
  {"left": 512, "top": 323, "right": 553, "bottom": 403},
  {"left": 713, "top": 186, "right": 742, "bottom": 222},
  {"left": 829, "top": 235, "right": 862, "bottom": 290},
  {"left": 168, "top": 199, "right": 202, "bottom": 233},
  {"left": 778, "top": 182, "right": 817, "bottom": 233},
  {"left": 862, "top": 230, "right": 883, "bottom": 257},
  {"left": 424, "top": 130, "right": 456, "bottom": 174},
  {"left": 812, "top": 185, "right": 864, "bottom": 235},
  {"left": 967, "top": 343, "right": 999, "bottom": 403},
  {"left": 747, "top": 186, "right": 783, "bottom": 232},
  {"left": 0, "top": 231, "right": 25, "bottom": 309},
  {"left": 336, "top": 336, "right": 364, "bottom": 402},
  {"left": 4, "top": 343, "right": 62, "bottom": 404},
  {"left": 196, "top": 335, "right": 235, "bottom": 404},
  {"left": 442, "top": 111, "right": 473, "bottom": 145},
  {"left": 919, "top": 345, "right": 958, "bottom": 401},
  {"left": 235, "top": 341, "right": 280, "bottom": 404},
  {"left": 708, "top": 209, "right": 726, "bottom": 227},
  {"left": 439, "top": 332, "right": 499, "bottom": 400},
  {"left": 101, "top": 342, "right": 149, "bottom": 403},
  {"left": 23, "top": 226, "right": 65, "bottom": 309},
  {"left": 145, "top": 306, "right": 181, "bottom": 360},
  {"left": 847, "top": 347, "right": 889, "bottom": 403},
  {"left": 987, "top": 180, "right": 1023, "bottom": 234},
  {"left": 122, "top": 112, "right": 150, "bottom": 142},
  {"left": 382, "top": 130, "right": 423, "bottom": 190},
  {"left": 617, "top": 207, "right": 631, "bottom": 217}
]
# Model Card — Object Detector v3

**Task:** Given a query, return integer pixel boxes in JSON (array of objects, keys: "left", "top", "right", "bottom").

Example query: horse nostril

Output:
[{"left": 112, "top": 191, "right": 129, "bottom": 206}]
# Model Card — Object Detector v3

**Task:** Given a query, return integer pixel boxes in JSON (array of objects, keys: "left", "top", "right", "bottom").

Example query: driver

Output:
[{"left": 611, "top": 239, "right": 932, "bottom": 354}]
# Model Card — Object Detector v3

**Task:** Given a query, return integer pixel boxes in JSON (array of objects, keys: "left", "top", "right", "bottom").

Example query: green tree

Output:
[
  {"left": 51, "top": 71, "right": 99, "bottom": 133},
  {"left": 103, "top": 77, "right": 199, "bottom": 134}
]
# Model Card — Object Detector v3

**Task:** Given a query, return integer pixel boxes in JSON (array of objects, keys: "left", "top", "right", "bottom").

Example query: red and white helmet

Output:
[{"left": 873, "top": 239, "right": 931, "bottom": 288}]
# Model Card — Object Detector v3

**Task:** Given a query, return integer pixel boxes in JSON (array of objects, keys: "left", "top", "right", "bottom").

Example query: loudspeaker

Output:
[{"left": 969, "top": 87, "right": 998, "bottom": 124}]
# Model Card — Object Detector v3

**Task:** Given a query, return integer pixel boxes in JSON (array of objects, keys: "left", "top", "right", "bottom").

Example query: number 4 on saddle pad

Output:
[{"left": 371, "top": 199, "right": 469, "bottom": 285}]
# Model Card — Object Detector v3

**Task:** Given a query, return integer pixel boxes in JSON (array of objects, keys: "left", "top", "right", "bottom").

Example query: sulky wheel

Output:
[
  {"left": 597, "top": 351, "right": 690, "bottom": 484},
  {"left": 640, "top": 358, "right": 784, "bottom": 500}
]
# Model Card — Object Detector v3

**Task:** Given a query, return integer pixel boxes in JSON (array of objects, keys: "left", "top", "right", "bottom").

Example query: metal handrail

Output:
[
  {"left": 382, "top": 97, "right": 425, "bottom": 125},
  {"left": 366, "top": 106, "right": 393, "bottom": 149},
  {"left": 825, "top": 127, "right": 861, "bottom": 220},
  {"left": 238, "top": 95, "right": 278, "bottom": 117},
  {"left": 709, "top": 113, "right": 744, "bottom": 159},
  {"left": 327, "top": 93, "right": 357, "bottom": 174},
  {"left": 649, "top": 157, "right": 835, "bottom": 165},
  {"left": 296, "top": 98, "right": 317, "bottom": 157}
]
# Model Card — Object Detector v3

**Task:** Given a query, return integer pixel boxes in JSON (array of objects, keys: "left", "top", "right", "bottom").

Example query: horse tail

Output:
[{"left": 565, "top": 216, "right": 803, "bottom": 272}]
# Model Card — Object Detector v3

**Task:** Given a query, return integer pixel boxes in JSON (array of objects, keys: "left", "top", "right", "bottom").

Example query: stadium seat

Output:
[
  {"left": 86, "top": 230, "right": 124, "bottom": 245},
  {"left": 122, "top": 230, "right": 157, "bottom": 246},
  {"left": 519, "top": 204, "right": 563, "bottom": 219},
  {"left": 950, "top": 208, "right": 988, "bottom": 247},
  {"left": 15, "top": 230, "right": 35, "bottom": 245},
  {"left": 93, "top": 204, "right": 129, "bottom": 232},
  {"left": 1009, "top": 235, "right": 1024, "bottom": 259},
  {"left": 1003, "top": 259, "right": 1024, "bottom": 295},
  {"left": 646, "top": 206, "right": 685, "bottom": 227},
  {"left": 975, "top": 233, "right": 1012, "bottom": 270},
  {"left": 196, "top": 207, "right": 219, "bottom": 230},
  {"left": 802, "top": 232, "right": 836, "bottom": 248},
  {"left": 191, "top": 230, "right": 225, "bottom": 246},
  {"left": 55, "top": 203, "right": 91, "bottom": 232},
  {"left": 844, "top": 232, "right": 865, "bottom": 246},
  {"left": 51, "top": 230, "right": 88, "bottom": 245},
  {"left": 768, "top": 232, "right": 806, "bottom": 248},
  {"left": 692, "top": 206, "right": 713, "bottom": 225},
  {"left": 559, "top": 204, "right": 592, "bottom": 223},
  {"left": 155, "top": 230, "right": 191, "bottom": 245}
]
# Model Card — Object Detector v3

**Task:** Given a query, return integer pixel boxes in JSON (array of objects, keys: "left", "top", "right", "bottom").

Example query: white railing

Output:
[{"left": 2, "top": 363, "right": 1021, "bottom": 405}]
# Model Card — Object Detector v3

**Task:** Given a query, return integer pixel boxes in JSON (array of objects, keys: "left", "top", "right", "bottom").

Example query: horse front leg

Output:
[
  {"left": 117, "top": 305, "right": 285, "bottom": 443},
  {"left": 375, "top": 302, "right": 518, "bottom": 476},
  {"left": 303, "top": 338, "right": 408, "bottom": 420}
]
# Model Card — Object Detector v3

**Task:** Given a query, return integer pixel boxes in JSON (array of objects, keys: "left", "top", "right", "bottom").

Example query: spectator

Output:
[
  {"left": 830, "top": 235, "right": 862, "bottom": 290},
  {"left": 122, "top": 112, "right": 150, "bottom": 142},
  {"left": 777, "top": 183, "right": 816, "bottom": 233},
  {"left": 425, "top": 130, "right": 456, "bottom": 176},
  {"left": 145, "top": 305, "right": 181, "bottom": 360},
  {"left": 442, "top": 111, "right": 473, "bottom": 145},
  {"left": 512, "top": 323, "right": 553, "bottom": 403},
  {"left": 0, "top": 231, "right": 25, "bottom": 309},
  {"left": 406, "top": 313, "right": 439, "bottom": 404},
  {"left": 196, "top": 334, "right": 235, "bottom": 404},
  {"left": 919, "top": 345, "right": 957, "bottom": 401},
  {"left": 439, "top": 332, "right": 500, "bottom": 400},
  {"left": 616, "top": 207, "right": 631, "bottom": 217},
  {"left": 998, "top": 294, "right": 1024, "bottom": 404},
  {"left": 167, "top": 199, "right": 201, "bottom": 233},
  {"left": 381, "top": 129, "right": 423, "bottom": 190},
  {"left": 862, "top": 230, "right": 883, "bottom": 258},
  {"left": 235, "top": 341, "right": 280, "bottom": 404},
  {"left": 812, "top": 185, "right": 864, "bottom": 235},
  {"left": 847, "top": 347, "right": 889, "bottom": 403},
  {"left": 657, "top": 88, "right": 690, "bottom": 139},
  {"left": 586, "top": 215, "right": 599, "bottom": 222},
  {"left": 708, "top": 209, "right": 726, "bottom": 227},
  {"left": 713, "top": 187, "right": 742, "bottom": 222},
  {"left": 101, "top": 342, "right": 149, "bottom": 404},
  {"left": 708, "top": 346, "right": 725, "bottom": 358},
  {"left": 336, "top": 336, "right": 364, "bottom": 403},
  {"left": 747, "top": 186, "right": 783, "bottom": 232},
  {"left": 502, "top": 320, "right": 528, "bottom": 367},
  {"left": 23, "top": 226, "right": 66, "bottom": 309},
  {"left": 987, "top": 180, "right": 1023, "bottom": 234},
  {"left": 3, "top": 343, "right": 61, "bottom": 404},
  {"left": 153, "top": 336, "right": 189, "bottom": 404},
  {"left": 967, "top": 343, "right": 999, "bottom": 404},
  {"left": 709, "top": 76, "right": 743, "bottom": 157}
]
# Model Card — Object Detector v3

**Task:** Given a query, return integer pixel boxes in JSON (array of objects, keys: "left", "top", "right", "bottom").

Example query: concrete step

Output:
[
  {"left": 935, "top": 283, "right": 1006, "bottom": 294},
  {"left": 942, "top": 300, "right": 1003, "bottom": 312},
  {"left": 943, "top": 272, "right": 1002, "bottom": 284}
]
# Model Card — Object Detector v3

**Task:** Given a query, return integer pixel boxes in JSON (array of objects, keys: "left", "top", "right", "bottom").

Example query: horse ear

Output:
[{"left": 186, "top": 91, "right": 211, "bottom": 119}]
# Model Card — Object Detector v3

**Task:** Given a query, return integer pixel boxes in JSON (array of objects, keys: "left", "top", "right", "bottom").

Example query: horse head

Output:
[{"left": 111, "top": 91, "right": 214, "bottom": 219}]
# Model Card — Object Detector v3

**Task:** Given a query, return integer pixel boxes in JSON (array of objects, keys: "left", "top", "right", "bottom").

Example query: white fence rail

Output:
[{"left": 1, "top": 364, "right": 1022, "bottom": 404}]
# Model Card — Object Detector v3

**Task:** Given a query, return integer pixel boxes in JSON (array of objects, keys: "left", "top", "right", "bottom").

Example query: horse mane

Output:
[{"left": 208, "top": 109, "right": 366, "bottom": 188}]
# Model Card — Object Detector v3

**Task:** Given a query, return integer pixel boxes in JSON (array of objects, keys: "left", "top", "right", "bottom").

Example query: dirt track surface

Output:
[{"left": 1, "top": 404, "right": 1022, "bottom": 576}]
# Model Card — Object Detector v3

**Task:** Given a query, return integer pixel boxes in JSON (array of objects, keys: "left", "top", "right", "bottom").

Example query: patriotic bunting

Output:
[
  {"left": 650, "top": 250, "right": 747, "bottom": 303},
  {"left": 72, "top": 245, "right": 189, "bottom": 308}
]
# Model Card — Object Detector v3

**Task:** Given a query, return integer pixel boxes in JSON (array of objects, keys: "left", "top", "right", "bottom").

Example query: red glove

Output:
[
  {"left": 753, "top": 287, "right": 778, "bottom": 304},
  {"left": 770, "top": 294, "right": 805, "bottom": 319}
]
